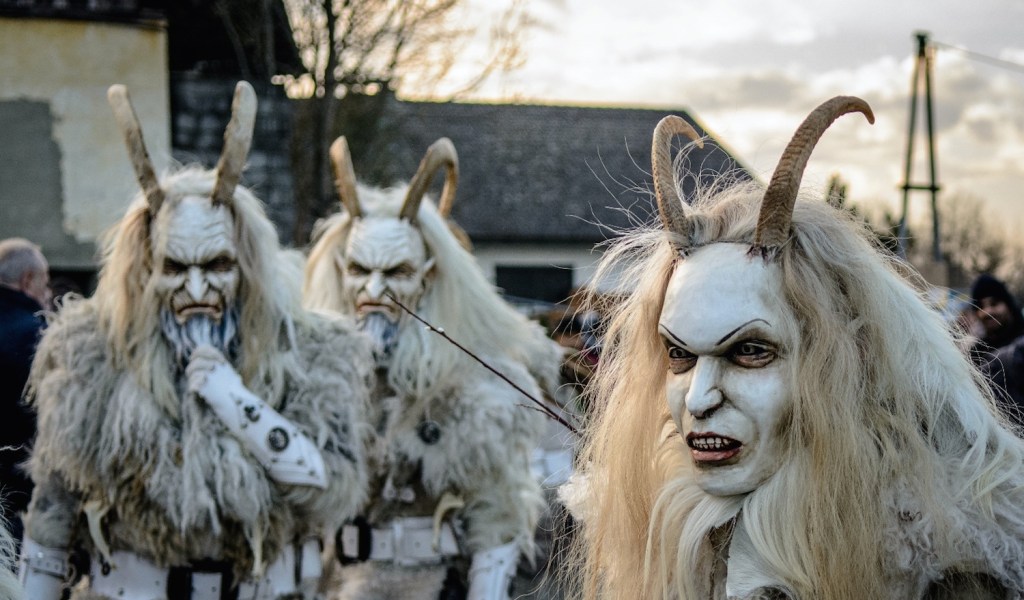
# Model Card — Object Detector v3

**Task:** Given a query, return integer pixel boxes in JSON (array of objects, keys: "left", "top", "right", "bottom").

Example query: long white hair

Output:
[
  {"left": 91, "top": 166, "right": 307, "bottom": 415},
  {"left": 306, "top": 185, "right": 561, "bottom": 401},
  {"left": 0, "top": 517, "right": 21, "bottom": 600},
  {"left": 573, "top": 166, "right": 1024, "bottom": 598}
]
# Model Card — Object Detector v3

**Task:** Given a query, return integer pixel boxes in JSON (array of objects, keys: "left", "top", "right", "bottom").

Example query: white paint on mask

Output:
[
  {"left": 153, "top": 196, "right": 239, "bottom": 325},
  {"left": 658, "top": 243, "right": 794, "bottom": 497},
  {"left": 339, "top": 217, "right": 433, "bottom": 328}
]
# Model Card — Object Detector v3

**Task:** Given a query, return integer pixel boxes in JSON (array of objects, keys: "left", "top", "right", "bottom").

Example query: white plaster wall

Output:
[
  {"left": 471, "top": 242, "right": 605, "bottom": 287},
  {"left": 0, "top": 17, "right": 169, "bottom": 243}
]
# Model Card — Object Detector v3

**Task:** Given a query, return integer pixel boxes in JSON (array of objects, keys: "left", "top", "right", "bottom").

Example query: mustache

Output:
[{"left": 160, "top": 307, "right": 240, "bottom": 364}]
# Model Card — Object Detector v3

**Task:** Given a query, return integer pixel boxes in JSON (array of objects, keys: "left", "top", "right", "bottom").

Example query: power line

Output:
[{"left": 932, "top": 39, "right": 1024, "bottom": 75}]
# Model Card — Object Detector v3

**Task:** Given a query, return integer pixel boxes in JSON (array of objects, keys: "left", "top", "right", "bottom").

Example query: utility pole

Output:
[{"left": 897, "top": 31, "right": 942, "bottom": 263}]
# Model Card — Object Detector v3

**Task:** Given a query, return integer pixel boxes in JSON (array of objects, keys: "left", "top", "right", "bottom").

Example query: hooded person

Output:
[
  {"left": 18, "top": 82, "right": 373, "bottom": 600},
  {"left": 566, "top": 97, "right": 1024, "bottom": 598},
  {"left": 969, "top": 273, "right": 1024, "bottom": 358},
  {"left": 304, "top": 137, "right": 564, "bottom": 599}
]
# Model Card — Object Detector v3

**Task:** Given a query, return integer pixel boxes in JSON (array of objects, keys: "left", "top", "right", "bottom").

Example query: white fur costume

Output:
[
  {"left": 570, "top": 98, "right": 1024, "bottom": 599},
  {"left": 305, "top": 138, "right": 562, "bottom": 599},
  {"left": 20, "top": 83, "right": 373, "bottom": 600},
  {"left": 0, "top": 519, "right": 22, "bottom": 600}
]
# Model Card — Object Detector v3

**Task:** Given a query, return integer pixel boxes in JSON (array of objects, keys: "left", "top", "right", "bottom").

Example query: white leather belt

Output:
[
  {"left": 340, "top": 516, "right": 461, "bottom": 566},
  {"left": 89, "top": 541, "right": 309, "bottom": 600}
]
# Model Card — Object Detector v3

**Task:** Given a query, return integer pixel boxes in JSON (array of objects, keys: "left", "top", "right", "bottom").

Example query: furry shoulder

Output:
[{"left": 291, "top": 309, "right": 375, "bottom": 393}]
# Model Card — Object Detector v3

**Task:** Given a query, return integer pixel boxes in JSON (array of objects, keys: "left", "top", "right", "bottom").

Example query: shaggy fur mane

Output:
[
  {"left": 0, "top": 517, "right": 21, "bottom": 600},
  {"left": 572, "top": 169, "right": 1024, "bottom": 599},
  {"left": 94, "top": 167, "right": 307, "bottom": 416},
  {"left": 305, "top": 185, "right": 562, "bottom": 402},
  {"left": 24, "top": 166, "right": 374, "bottom": 584}
]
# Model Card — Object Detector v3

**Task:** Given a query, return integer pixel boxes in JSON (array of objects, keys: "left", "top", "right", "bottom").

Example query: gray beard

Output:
[
  {"left": 160, "top": 307, "right": 239, "bottom": 365},
  {"left": 359, "top": 312, "right": 400, "bottom": 369}
]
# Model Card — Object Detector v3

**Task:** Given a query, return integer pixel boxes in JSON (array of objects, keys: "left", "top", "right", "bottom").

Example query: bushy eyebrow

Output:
[
  {"left": 659, "top": 318, "right": 772, "bottom": 350},
  {"left": 716, "top": 318, "right": 771, "bottom": 346},
  {"left": 659, "top": 325, "right": 689, "bottom": 349}
]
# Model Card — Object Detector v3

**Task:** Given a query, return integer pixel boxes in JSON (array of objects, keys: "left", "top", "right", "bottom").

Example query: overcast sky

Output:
[{"left": 454, "top": 0, "right": 1024, "bottom": 236}]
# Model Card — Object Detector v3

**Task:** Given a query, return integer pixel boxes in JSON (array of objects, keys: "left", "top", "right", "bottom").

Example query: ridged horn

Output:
[
  {"left": 401, "top": 138, "right": 458, "bottom": 222},
  {"left": 212, "top": 81, "right": 258, "bottom": 206},
  {"left": 753, "top": 96, "right": 874, "bottom": 254},
  {"left": 107, "top": 84, "right": 165, "bottom": 215},
  {"left": 329, "top": 137, "right": 362, "bottom": 218},
  {"left": 652, "top": 115, "right": 703, "bottom": 243}
]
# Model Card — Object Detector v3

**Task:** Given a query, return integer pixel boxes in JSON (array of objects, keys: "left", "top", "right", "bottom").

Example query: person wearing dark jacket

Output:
[
  {"left": 987, "top": 340, "right": 1024, "bottom": 430},
  {"left": 0, "top": 238, "right": 49, "bottom": 545},
  {"left": 969, "top": 274, "right": 1024, "bottom": 360}
]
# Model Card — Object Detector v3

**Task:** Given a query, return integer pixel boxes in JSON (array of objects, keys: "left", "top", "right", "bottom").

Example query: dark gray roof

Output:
[{"left": 358, "top": 98, "right": 752, "bottom": 244}]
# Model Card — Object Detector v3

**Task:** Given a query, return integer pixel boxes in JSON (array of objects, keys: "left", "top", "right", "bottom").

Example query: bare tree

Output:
[
  {"left": 936, "top": 193, "right": 1008, "bottom": 278},
  {"left": 281, "top": 0, "right": 533, "bottom": 242}
]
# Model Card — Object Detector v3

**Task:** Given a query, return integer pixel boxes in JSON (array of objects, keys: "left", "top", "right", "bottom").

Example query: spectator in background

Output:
[
  {"left": 45, "top": 275, "right": 83, "bottom": 312},
  {"left": 961, "top": 273, "right": 1024, "bottom": 430},
  {"left": 0, "top": 238, "right": 50, "bottom": 545},
  {"left": 552, "top": 312, "right": 599, "bottom": 390},
  {"left": 969, "top": 273, "right": 1024, "bottom": 363}
]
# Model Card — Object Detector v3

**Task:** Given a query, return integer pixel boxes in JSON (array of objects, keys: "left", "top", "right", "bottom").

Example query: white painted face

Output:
[
  {"left": 153, "top": 196, "right": 240, "bottom": 325},
  {"left": 339, "top": 217, "right": 434, "bottom": 323},
  {"left": 658, "top": 243, "right": 795, "bottom": 497}
]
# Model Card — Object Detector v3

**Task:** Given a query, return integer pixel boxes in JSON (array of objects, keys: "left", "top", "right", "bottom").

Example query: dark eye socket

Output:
[
  {"left": 729, "top": 341, "right": 777, "bottom": 368},
  {"left": 347, "top": 263, "right": 370, "bottom": 277},
  {"left": 666, "top": 345, "right": 697, "bottom": 374},
  {"left": 384, "top": 264, "right": 415, "bottom": 278},
  {"left": 163, "top": 259, "right": 187, "bottom": 275},
  {"left": 204, "top": 255, "right": 236, "bottom": 272}
]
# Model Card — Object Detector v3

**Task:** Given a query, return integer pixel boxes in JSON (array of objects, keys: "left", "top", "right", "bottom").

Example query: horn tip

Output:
[
  {"left": 233, "top": 81, "right": 257, "bottom": 116},
  {"left": 107, "top": 84, "right": 127, "bottom": 101},
  {"left": 235, "top": 80, "right": 256, "bottom": 98},
  {"left": 838, "top": 95, "right": 876, "bottom": 124}
]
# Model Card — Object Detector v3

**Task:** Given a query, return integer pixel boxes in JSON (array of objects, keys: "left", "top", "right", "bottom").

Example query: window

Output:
[{"left": 495, "top": 265, "right": 573, "bottom": 304}]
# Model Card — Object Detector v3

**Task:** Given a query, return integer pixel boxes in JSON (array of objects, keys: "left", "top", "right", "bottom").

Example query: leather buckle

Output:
[
  {"left": 166, "top": 559, "right": 238, "bottom": 600},
  {"left": 336, "top": 516, "right": 372, "bottom": 565}
]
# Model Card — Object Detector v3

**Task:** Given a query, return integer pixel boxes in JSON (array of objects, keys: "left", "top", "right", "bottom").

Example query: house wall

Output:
[
  {"left": 170, "top": 76, "right": 295, "bottom": 243},
  {"left": 472, "top": 241, "right": 606, "bottom": 295},
  {"left": 0, "top": 16, "right": 169, "bottom": 269}
]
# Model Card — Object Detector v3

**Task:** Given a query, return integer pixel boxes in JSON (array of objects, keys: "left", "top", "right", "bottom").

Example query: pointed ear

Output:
[
  {"left": 332, "top": 248, "right": 350, "bottom": 277},
  {"left": 423, "top": 257, "right": 437, "bottom": 281}
]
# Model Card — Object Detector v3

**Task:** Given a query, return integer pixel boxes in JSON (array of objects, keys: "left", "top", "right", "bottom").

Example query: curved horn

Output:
[
  {"left": 107, "top": 84, "right": 165, "bottom": 215},
  {"left": 753, "top": 96, "right": 874, "bottom": 254},
  {"left": 212, "top": 81, "right": 258, "bottom": 206},
  {"left": 401, "top": 138, "right": 458, "bottom": 222},
  {"left": 434, "top": 139, "right": 459, "bottom": 217},
  {"left": 329, "top": 137, "right": 362, "bottom": 218},
  {"left": 652, "top": 116, "right": 703, "bottom": 242}
]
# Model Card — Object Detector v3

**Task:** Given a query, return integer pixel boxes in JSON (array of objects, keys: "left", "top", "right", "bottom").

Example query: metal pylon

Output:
[{"left": 897, "top": 31, "right": 942, "bottom": 262}]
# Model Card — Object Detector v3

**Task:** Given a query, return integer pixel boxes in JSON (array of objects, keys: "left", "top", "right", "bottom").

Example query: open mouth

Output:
[{"left": 686, "top": 432, "right": 743, "bottom": 465}]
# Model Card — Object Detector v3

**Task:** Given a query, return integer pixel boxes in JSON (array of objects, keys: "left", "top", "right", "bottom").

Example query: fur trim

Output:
[
  {"left": 26, "top": 299, "right": 373, "bottom": 580},
  {"left": 367, "top": 356, "right": 546, "bottom": 553},
  {"left": 0, "top": 517, "right": 21, "bottom": 600}
]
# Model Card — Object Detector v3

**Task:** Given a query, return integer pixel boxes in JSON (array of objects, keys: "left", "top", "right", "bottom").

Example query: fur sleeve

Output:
[
  {"left": 439, "top": 360, "right": 547, "bottom": 554},
  {"left": 25, "top": 301, "right": 112, "bottom": 505},
  {"left": 276, "top": 313, "right": 374, "bottom": 532}
]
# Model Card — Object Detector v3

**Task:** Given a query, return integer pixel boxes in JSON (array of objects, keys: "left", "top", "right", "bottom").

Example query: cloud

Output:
[{"left": 456, "top": 0, "right": 1024, "bottom": 229}]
